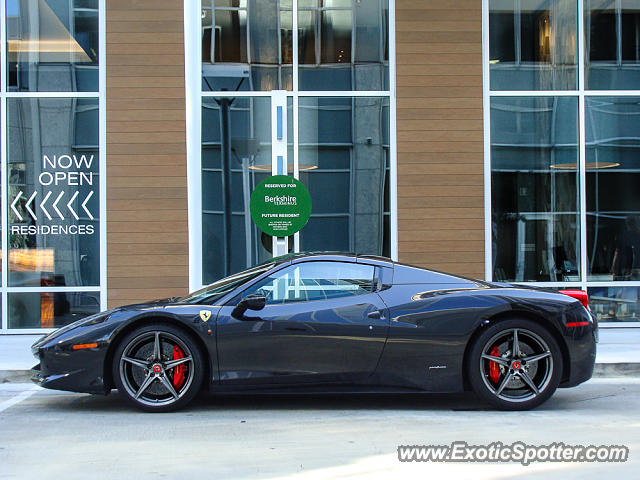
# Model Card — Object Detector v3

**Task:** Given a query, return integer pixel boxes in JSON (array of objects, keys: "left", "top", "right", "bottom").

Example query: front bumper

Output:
[{"left": 31, "top": 342, "right": 110, "bottom": 395}]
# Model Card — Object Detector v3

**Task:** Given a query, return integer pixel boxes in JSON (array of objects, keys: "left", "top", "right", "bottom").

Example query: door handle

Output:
[
  {"left": 367, "top": 310, "right": 381, "bottom": 319},
  {"left": 285, "top": 326, "right": 308, "bottom": 332}
]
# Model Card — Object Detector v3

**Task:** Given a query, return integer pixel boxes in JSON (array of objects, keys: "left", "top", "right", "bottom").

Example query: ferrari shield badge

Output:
[{"left": 199, "top": 310, "right": 212, "bottom": 322}]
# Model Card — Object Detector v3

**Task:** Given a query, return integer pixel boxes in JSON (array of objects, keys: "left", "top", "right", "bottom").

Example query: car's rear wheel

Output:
[
  {"left": 112, "top": 324, "right": 203, "bottom": 412},
  {"left": 467, "top": 319, "right": 563, "bottom": 410}
]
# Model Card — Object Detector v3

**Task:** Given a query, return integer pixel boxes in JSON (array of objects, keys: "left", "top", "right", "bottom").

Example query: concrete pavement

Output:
[{"left": 1, "top": 378, "right": 639, "bottom": 479}]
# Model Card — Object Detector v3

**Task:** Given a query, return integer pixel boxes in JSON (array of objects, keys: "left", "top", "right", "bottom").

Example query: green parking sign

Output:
[{"left": 250, "top": 175, "right": 312, "bottom": 237}]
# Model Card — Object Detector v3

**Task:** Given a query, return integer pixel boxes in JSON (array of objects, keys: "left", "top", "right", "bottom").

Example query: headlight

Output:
[
  {"left": 32, "top": 310, "right": 114, "bottom": 348},
  {"left": 80, "top": 311, "right": 112, "bottom": 326}
]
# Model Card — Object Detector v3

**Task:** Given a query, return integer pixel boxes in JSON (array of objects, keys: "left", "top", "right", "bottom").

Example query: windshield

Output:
[{"left": 178, "top": 262, "right": 279, "bottom": 304}]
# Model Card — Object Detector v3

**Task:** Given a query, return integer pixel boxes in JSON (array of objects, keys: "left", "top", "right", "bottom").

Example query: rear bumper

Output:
[{"left": 559, "top": 322, "right": 597, "bottom": 388}]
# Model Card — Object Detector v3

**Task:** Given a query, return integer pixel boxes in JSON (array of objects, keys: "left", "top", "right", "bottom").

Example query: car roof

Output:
[
  {"left": 283, "top": 253, "right": 482, "bottom": 281},
  {"left": 289, "top": 252, "right": 395, "bottom": 267},
  {"left": 288, "top": 252, "right": 484, "bottom": 285},
  {"left": 213, "top": 253, "right": 482, "bottom": 306}
]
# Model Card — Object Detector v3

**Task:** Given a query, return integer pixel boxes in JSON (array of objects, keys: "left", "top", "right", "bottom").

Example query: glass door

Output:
[
  {"left": 201, "top": 92, "right": 293, "bottom": 284},
  {"left": 193, "top": 0, "right": 394, "bottom": 290}
]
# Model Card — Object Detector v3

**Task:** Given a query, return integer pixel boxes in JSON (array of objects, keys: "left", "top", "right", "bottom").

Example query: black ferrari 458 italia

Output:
[{"left": 31, "top": 253, "right": 597, "bottom": 412}]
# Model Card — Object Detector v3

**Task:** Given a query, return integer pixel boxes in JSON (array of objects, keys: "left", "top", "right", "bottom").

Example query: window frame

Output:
[
  {"left": 0, "top": 0, "right": 107, "bottom": 333},
  {"left": 483, "top": 0, "right": 640, "bottom": 327},
  {"left": 184, "top": 0, "right": 398, "bottom": 293},
  {"left": 488, "top": 0, "right": 579, "bottom": 91}
]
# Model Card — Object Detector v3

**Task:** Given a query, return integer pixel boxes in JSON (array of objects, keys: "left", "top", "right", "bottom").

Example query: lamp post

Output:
[{"left": 231, "top": 137, "right": 260, "bottom": 269}]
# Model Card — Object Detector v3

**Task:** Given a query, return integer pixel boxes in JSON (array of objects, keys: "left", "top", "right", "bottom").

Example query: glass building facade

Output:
[
  {"left": 0, "top": 0, "right": 104, "bottom": 331},
  {"left": 197, "top": 0, "right": 392, "bottom": 285},
  {"left": 489, "top": 0, "right": 640, "bottom": 323},
  {"left": 0, "top": 0, "right": 636, "bottom": 334}
]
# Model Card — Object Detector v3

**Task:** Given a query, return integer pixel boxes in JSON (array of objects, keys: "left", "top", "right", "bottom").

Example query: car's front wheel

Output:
[
  {"left": 467, "top": 319, "right": 563, "bottom": 410},
  {"left": 112, "top": 324, "right": 204, "bottom": 412}
]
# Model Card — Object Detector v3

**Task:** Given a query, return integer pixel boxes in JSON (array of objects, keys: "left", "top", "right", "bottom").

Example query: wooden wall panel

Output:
[
  {"left": 395, "top": 0, "right": 485, "bottom": 279},
  {"left": 106, "top": 0, "right": 188, "bottom": 307},
  {"left": 104, "top": 0, "right": 486, "bottom": 307}
]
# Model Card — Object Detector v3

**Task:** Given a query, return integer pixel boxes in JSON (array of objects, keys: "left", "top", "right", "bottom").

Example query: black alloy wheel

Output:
[
  {"left": 112, "top": 324, "right": 204, "bottom": 412},
  {"left": 467, "top": 318, "right": 563, "bottom": 410}
]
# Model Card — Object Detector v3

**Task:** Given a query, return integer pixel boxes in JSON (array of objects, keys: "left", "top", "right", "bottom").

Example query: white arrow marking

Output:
[
  {"left": 40, "top": 191, "right": 52, "bottom": 220},
  {"left": 25, "top": 191, "right": 37, "bottom": 220},
  {"left": 67, "top": 191, "right": 79, "bottom": 220},
  {"left": 11, "top": 191, "right": 23, "bottom": 221},
  {"left": 81, "top": 191, "right": 94, "bottom": 220},
  {"left": 52, "top": 191, "right": 65, "bottom": 219}
]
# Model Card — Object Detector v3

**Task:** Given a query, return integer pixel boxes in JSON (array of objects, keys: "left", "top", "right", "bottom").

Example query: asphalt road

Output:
[{"left": 1, "top": 379, "right": 639, "bottom": 480}]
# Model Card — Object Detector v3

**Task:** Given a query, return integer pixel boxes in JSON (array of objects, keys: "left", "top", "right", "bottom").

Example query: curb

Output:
[
  {"left": 2, "top": 364, "right": 640, "bottom": 385},
  {"left": 0, "top": 370, "right": 32, "bottom": 384},
  {"left": 593, "top": 363, "right": 640, "bottom": 377}
]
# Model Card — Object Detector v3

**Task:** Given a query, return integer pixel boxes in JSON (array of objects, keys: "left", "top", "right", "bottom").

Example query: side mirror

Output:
[
  {"left": 242, "top": 293, "right": 266, "bottom": 311},
  {"left": 231, "top": 293, "right": 266, "bottom": 319}
]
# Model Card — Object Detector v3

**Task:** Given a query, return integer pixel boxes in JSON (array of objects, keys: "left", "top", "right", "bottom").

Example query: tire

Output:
[
  {"left": 467, "top": 318, "right": 563, "bottom": 411},
  {"left": 112, "top": 324, "right": 204, "bottom": 412}
]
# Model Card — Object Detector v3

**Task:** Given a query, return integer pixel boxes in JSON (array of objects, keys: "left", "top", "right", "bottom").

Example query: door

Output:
[{"left": 216, "top": 260, "right": 389, "bottom": 385}]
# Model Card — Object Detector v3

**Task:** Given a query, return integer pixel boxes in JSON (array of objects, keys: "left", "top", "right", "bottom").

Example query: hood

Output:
[{"left": 113, "top": 296, "right": 182, "bottom": 311}]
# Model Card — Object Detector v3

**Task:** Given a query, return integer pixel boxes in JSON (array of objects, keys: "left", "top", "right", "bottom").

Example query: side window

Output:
[{"left": 244, "top": 262, "right": 376, "bottom": 305}]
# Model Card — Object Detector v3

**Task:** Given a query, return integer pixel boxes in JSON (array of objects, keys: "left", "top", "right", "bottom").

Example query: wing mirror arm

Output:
[{"left": 231, "top": 294, "right": 266, "bottom": 320}]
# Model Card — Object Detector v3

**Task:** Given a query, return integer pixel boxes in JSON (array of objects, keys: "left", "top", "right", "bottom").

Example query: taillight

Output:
[
  {"left": 559, "top": 289, "right": 589, "bottom": 310},
  {"left": 559, "top": 289, "right": 592, "bottom": 327}
]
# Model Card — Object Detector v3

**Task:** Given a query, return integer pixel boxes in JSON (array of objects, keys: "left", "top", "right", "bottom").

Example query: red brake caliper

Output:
[
  {"left": 172, "top": 345, "right": 186, "bottom": 389},
  {"left": 489, "top": 346, "right": 501, "bottom": 384}
]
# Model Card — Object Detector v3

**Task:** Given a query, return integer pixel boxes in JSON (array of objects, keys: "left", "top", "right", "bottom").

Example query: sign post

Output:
[{"left": 270, "top": 91, "right": 289, "bottom": 257}]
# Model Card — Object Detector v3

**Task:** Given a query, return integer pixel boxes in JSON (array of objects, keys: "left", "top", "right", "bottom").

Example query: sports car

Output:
[{"left": 31, "top": 253, "right": 597, "bottom": 412}]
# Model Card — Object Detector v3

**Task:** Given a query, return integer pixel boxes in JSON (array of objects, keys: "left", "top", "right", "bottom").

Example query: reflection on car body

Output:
[{"left": 31, "top": 253, "right": 597, "bottom": 412}]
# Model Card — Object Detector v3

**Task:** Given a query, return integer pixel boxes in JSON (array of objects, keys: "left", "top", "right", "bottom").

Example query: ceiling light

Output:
[{"left": 550, "top": 161, "right": 620, "bottom": 170}]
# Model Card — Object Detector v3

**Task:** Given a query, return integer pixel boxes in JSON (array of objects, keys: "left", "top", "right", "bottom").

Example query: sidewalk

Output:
[
  {"left": 591, "top": 327, "right": 640, "bottom": 377},
  {"left": 0, "top": 334, "right": 39, "bottom": 383},
  {"left": 2, "top": 329, "right": 640, "bottom": 383}
]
